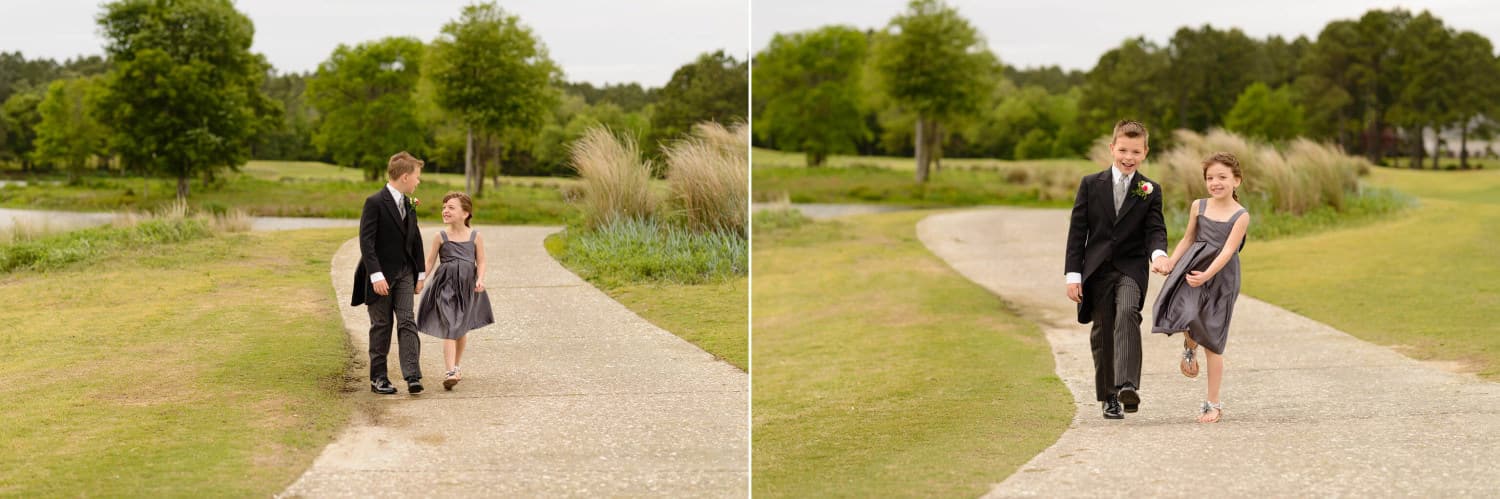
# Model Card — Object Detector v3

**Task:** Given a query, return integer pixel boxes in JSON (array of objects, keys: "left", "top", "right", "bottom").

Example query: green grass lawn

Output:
[
  {"left": 0, "top": 228, "right": 354, "bottom": 496},
  {"left": 0, "top": 161, "right": 578, "bottom": 225},
  {"left": 544, "top": 226, "right": 747, "bottom": 370},
  {"left": 752, "top": 210, "right": 1070, "bottom": 497},
  {"left": 1242, "top": 167, "right": 1500, "bottom": 379}
]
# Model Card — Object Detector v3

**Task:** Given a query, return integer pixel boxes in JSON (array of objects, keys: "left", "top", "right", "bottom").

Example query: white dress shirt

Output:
[
  {"left": 370, "top": 183, "right": 425, "bottom": 284},
  {"left": 1065, "top": 165, "right": 1167, "bottom": 285}
]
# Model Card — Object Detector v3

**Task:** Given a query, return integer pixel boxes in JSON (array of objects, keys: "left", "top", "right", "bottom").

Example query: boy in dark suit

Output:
[
  {"left": 1064, "top": 120, "right": 1169, "bottom": 419},
  {"left": 352, "top": 151, "right": 427, "bottom": 394}
]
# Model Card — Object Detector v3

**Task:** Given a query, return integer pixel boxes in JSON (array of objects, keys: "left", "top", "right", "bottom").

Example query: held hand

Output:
[
  {"left": 474, "top": 280, "right": 485, "bottom": 293},
  {"left": 1066, "top": 283, "right": 1083, "bottom": 304},
  {"left": 1151, "top": 257, "right": 1171, "bottom": 275},
  {"left": 415, "top": 280, "right": 424, "bottom": 295},
  {"left": 373, "top": 280, "right": 390, "bottom": 296},
  {"left": 1185, "top": 270, "right": 1210, "bottom": 288}
]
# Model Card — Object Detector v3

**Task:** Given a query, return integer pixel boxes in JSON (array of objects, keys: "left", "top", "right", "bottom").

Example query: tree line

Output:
[
  {"left": 752, "top": 0, "right": 1500, "bottom": 179},
  {"left": 0, "top": 0, "right": 747, "bottom": 200}
]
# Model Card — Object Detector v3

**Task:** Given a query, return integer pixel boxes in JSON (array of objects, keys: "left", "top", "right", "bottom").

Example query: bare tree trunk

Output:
[
  {"left": 914, "top": 115, "right": 930, "bottom": 184},
  {"left": 465, "top": 126, "right": 475, "bottom": 194},
  {"left": 475, "top": 133, "right": 488, "bottom": 198},
  {"left": 1461, "top": 121, "right": 1470, "bottom": 169},
  {"left": 933, "top": 122, "right": 944, "bottom": 174},
  {"left": 1431, "top": 125, "right": 1441, "bottom": 169},
  {"left": 1410, "top": 127, "right": 1423, "bottom": 169},
  {"left": 176, "top": 175, "right": 190, "bottom": 201},
  {"left": 491, "top": 138, "right": 503, "bottom": 189}
]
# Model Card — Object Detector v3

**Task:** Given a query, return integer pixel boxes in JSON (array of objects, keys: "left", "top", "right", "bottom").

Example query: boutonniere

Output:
[
  {"left": 408, "top": 197, "right": 420, "bottom": 210},
  {"left": 1132, "top": 180, "right": 1153, "bottom": 199}
]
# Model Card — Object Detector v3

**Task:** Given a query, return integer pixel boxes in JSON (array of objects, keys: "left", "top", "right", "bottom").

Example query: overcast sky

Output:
[
  {"left": 1, "top": 0, "right": 749, "bottom": 87},
  {"left": 754, "top": 0, "right": 1500, "bottom": 71}
]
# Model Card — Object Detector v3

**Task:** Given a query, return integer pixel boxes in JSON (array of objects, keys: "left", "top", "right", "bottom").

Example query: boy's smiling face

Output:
[{"left": 1110, "top": 135, "right": 1148, "bottom": 175}]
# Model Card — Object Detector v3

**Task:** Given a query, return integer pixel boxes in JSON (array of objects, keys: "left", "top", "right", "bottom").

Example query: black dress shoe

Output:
[
  {"left": 1118, "top": 386, "right": 1140, "bottom": 413},
  {"left": 371, "top": 379, "right": 396, "bottom": 395},
  {"left": 407, "top": 379, "right": 424, "bottom": 394},
  {"left": 1103, "top": 396, "right": 1124, "bottom": 419}
]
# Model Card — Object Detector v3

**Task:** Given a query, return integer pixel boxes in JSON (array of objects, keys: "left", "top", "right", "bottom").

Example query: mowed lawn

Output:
[
  {"left": 0, "top": 229, "right": 355, "bottom": 496},
  {"left": 0, "top": 160, "right": 579, "bottom": 225},
  {"left": 752, "top": 210, "right": 1070, "bottom": 497},
  {"left": 1242, "top": 166, "right": 1500, "bottom": 378}
]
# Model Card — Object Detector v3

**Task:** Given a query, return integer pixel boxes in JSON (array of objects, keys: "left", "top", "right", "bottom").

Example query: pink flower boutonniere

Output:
[
  {"left": 409, "top": 197, "right": 420, "bottom": 211},
  {"left": 1132, "top": 180, "right": 1153, "bottom": 199}
]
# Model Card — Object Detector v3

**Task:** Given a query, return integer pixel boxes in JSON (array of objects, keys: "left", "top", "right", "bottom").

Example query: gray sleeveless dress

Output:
[
  {"left": 1151, "top": 199, "right": 1246, "bottom": 355},
  {"left": 417, "top": 230, "right": 494, "bottom": 340}
]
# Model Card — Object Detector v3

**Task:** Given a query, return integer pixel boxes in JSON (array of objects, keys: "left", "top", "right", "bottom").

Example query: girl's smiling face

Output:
[
  {"left": 441, "top": 198, "right": 467, "bottom": 225},
  {"left": 1204, "top": 163, "right": 1241, "bottom": 199}
]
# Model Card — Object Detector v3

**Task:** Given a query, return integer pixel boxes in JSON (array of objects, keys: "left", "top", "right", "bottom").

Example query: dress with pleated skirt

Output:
[
  {"left": 417, "top": 230, "right": 494, "bottom": 339},
  {"left": 1152, "top": 199, "right": 1246, "bottom": 355}
]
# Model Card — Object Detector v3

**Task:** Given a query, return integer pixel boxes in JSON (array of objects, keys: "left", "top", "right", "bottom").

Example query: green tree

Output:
[
  {"left": 1223, "top": 82, "right": 1306, "bottom": 141},
  {"left": 1448, "top": 32, "right": 1500, "bottom": 168},
  {"left": 753, "top": 25, "right": 869, "bottom": 166},
  {"left": 95, "top": 0, "right": 279, "bottom": 200},
  {"left": 650, "top": 50, "right": 748, "bottom": 158},
  {"left": 1079, "top": 38, "right": 1171, "bottom": 145},
  {"left": 254, "top": 70, "right": 320, "bottom": 161},
  {"left": 33, "top": 76, "right": 110, "bottom": 182},
  {"left": 1388, "top": 11, "right": 1453, "bottom": 169},
  {"left": 307, "top": 37, "right": 429, "bottom": 181},
  {"left": 871, "top": 0, "right": 997, "bottom": 182},
  {"left": 428, "top": 1, "right": 560, "bottom": 196},
  {"left": 1, "top": 90, "right": 44, "bottom": 169},
  {"left": 1163, "top": 25, "right": 1263, "bottom": 132}
]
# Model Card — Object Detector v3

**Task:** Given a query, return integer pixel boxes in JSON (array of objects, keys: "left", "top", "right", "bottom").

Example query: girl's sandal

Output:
[
  {"left": 1198, "top": 401, "right": 1223, "bottom": 423},
  {"left": 1180, "top": 348, "right": 1200, "bottom": 378},
  {"left": 443, "top": 369, "right": 459, "bottom": 391}
]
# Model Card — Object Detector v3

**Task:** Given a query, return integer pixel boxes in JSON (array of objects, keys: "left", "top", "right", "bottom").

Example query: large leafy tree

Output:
[
  {"left": 1079, "top": 37, "right": 1171, "bottom": 144},
  {"left": 1388, "top": 11, "right": 1454, "bottom": 169},
  {"left": 1162, "top": 25, "right": 1263, "bottom": 133},
  {"left": 307, "top": 37, "right": 429, "bottom": 181},
  {"left": 94, "top": 0, "right": 279, "bottom": 200},
  {"left": 753, "top": 25, "right": 869, "bottom": 167},
  {"left": 1448, "top": 31, "right": 1500, "bottom": 168},
  {"left": 428, "top": 1, "right": 559, "bottom": 196},
  {"left": 33, "top": 76, "right": 110, "bottom": 182},
  {"left": 650, "top": 50, "right": 748, "bottom": 158},
  {"left": 1223, "top": 82, "right": 1305, "bottom": 142},
  {"left": 871, "top": 0, "right": 996, "bottom": 183},
  {"left": 1, "top": 90, "right": 44, "bottom": 170}
]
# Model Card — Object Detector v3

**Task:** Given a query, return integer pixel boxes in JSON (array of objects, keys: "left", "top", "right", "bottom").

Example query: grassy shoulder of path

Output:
[
  {"left": 545, "top": 222, "right": 747, "bottom": 370},
  {"left": 1242, "top": 166, "right": 1500, "bottom": 379},
  {"left": 0, "top": 161, "right": 578, "bottom": 225},
  {"left": 752, "top": 209, "right": 1070, "bottom": 497},
  {"left": 753, "top": 154, "right": 1096, "bottom": 208},
  {"left": 0, "top": 228, "right": 355, "bottom": 496}
]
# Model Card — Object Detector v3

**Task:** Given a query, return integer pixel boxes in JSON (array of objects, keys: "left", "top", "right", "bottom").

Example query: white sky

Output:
[
  {"left": 752, "top": 0, "right": 1500, "bottom": 71},
  {"left": 1, "top": 0, "right": 750, "bottom": 87}
]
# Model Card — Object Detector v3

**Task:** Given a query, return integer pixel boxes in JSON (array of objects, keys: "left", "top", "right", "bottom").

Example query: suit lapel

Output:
[
  {"left": 381, "top": 189, "right": 408, "bottom": 234},
  {"left": 1114, "top": 174, "right": 1141, "bottom": 225}
]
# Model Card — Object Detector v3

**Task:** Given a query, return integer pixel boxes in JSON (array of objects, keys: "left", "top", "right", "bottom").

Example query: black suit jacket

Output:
[
  {"left": 1064, "top": 168, "right": 1168, "bottom": 324},
  {"left": 351, "top": 187, "right": 425, "bottom": 306}
]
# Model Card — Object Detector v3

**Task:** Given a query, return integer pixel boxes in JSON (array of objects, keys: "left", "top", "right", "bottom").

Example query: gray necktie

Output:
[
  {"left": 1114, "top": 175, "right": 1128, "bottom": 215},
  {"left": 397, "top": 194, "right": 406, "bottom": 219}
]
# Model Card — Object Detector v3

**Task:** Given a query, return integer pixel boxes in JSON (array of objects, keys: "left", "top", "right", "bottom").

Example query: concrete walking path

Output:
[
  {"left": 917, "top": 207, "right": 1500, "bottom": 497},
  {"left": 282, "top": 225, "right": 747, "bottom": 497}
]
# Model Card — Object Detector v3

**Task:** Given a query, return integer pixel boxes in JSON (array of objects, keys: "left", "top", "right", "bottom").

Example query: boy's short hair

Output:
[
  {"left": 1111, "top": 120, "right": 1149, "bottom": 144},
  {"left": 387, "top": 151, "right": 423, "bottom": 180}
]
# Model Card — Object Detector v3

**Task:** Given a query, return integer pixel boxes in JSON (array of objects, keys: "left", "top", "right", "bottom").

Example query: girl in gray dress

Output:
[
  {"left": 417, "top": 192, "right": 495, "bottom": 390},
  {"left": 1151, "top": 152, "right": 1250, "bottom": 423}
]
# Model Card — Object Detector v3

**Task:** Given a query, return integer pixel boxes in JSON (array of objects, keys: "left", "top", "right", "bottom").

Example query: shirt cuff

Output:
[
  {"left": 417, "top": 272, "right": 426, "bottom": 281},
  {"left": 1065, "top": 272, "right": 1082, "bottom": 285},
  {"left": 1151, "top": 250, "right": 1167, "bottom": 262},
  {"left": 370, "top": 272, "right": 385, "bottom": 283}
]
